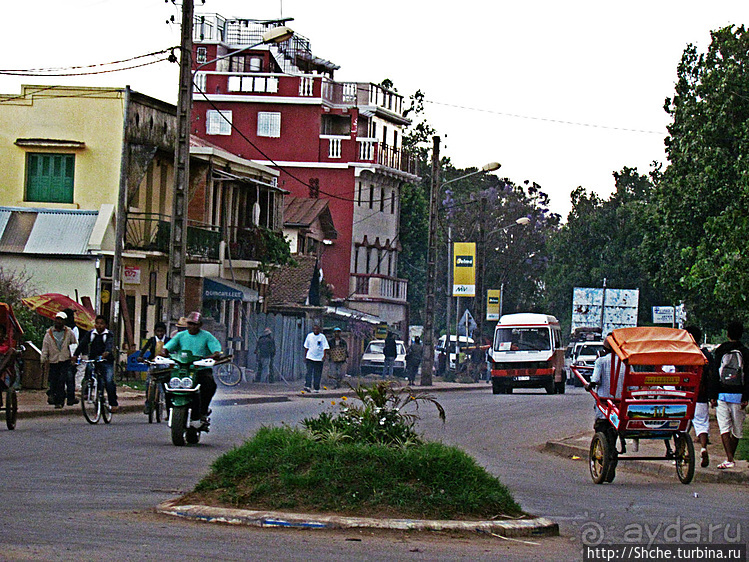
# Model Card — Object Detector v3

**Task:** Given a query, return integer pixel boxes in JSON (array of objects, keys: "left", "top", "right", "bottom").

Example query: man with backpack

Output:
[{"left": 711, "top": 321, "right": 749, "bottom": 469}]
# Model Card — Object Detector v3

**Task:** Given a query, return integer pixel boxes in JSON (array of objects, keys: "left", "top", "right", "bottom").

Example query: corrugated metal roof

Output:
[
  {"left": 283, "top": 196, "right": 338, "bottom": 239},
  {"left": 0, "top": 207, "right": 98, "bottom": 255},
  {"left": 0, "top": 210, "right": 12, "bottom": 240}
]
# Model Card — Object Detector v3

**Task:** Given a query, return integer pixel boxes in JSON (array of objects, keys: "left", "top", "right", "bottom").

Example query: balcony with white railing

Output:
[
  {"left": 349, "top": 274, "right": 408, "bottom": 303},
  {"left": 321, "top": 135, "right": 347, "bottom": 158}
]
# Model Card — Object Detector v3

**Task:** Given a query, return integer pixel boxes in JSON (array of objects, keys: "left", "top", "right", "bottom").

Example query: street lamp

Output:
[
  {"left": 194, "top": 26, "right": 295, "bottom": 76},
  {"left": 483, "top": 216, "right": 530, "bottom": 325},
  {"left": 422, "top": 139, "right": 501, "bottom": 385},
  {"left": 443, "top": 162, "right": 501, "bottom": 369}
]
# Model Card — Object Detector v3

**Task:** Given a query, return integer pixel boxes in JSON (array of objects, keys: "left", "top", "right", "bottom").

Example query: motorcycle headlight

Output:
[
  {"left": 181, "top": 377, "right": 193, "bottom": 389},
  {"left": 169, "top": 377, "right": 181, "bottom": 389}
]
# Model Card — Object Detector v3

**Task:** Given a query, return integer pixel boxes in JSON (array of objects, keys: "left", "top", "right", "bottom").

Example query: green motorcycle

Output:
[{"left": 152, "top": 351, "right": 215, "bottom": 446}]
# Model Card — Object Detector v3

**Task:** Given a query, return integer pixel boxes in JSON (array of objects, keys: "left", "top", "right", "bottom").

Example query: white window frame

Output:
[
  {"left": 257, "top": 112, "right": 281, "bottom": 138},
  {"left": 206, "top": 109, "right": 232, "bottom": 135}
]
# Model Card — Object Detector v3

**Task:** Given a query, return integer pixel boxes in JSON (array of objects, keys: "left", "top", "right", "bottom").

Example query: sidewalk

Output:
[
  {"left": 543, "top": 418, "right": 749, "bottom": 485},
  {"left": 11, "top": 375, "right": 490, "bottom": 419}
]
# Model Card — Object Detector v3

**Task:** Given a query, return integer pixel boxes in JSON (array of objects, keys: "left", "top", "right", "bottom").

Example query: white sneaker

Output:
[
  {"left": 313, "top": 389, "right": 320, "bottom": 393},
  {"left": 190, "top": 420, "right": 202, "bottom": 429}
]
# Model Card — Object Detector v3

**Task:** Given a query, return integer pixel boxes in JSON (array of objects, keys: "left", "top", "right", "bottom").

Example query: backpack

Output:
[{"left": 718, "top": 349, "right": 744, "bottom": 386}]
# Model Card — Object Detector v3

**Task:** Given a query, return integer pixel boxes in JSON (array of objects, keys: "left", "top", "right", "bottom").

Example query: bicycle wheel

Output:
[
  {"left": 216, "top": 363, "right": 242, "bottom": 386},
  {"left": 155, "top": 384, "right": 165, "bottom": 423},
  {"left": 6, "top": 388, "right": 17, "bottom": 430},
  {"left": 147, "top": 379, "right": 156, "bottom": 424},
  {"left": 101, "top": 385, "right": 112, "bottom": 424},
  {"left": 81, "top": 376, "right": 101, "bottom": 424}
]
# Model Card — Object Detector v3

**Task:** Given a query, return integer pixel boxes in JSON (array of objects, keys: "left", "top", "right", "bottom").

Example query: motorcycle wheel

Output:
[
  {"left": 171, "top": 406, "right": 187, "bottom": 446},
  {"left": 186, "top": 427, "right": 200, "bottom": 444}
]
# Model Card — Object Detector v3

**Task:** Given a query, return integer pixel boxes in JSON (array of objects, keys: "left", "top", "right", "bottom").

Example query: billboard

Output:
[
  {"left": 452, "top": 242, "right": 476, "bottom": 296},
  {"left": 572, "top": 287, "right": 639, "bottom": 336},
  {"left": 486, "top": 289, "right": 500, "bottom": 320}
]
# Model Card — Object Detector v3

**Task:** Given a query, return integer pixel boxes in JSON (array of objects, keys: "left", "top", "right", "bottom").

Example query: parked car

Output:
[
  {"left": 569, "top": 341, "right": 605, "bottom": 385},
  {"left": 359, "top": 339, "right": 407, "bottom": 376},
  {"left": 434, "top": 334, "right": 474, "bottom": 371}
]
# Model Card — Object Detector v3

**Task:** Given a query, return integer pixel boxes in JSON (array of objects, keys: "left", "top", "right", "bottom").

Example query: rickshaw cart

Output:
[
  {"left": 0, "top": 303, "right": 24, "bottom": 430},
  {"left": 574, "top": 327, "right": 706, "bottom": 485}
]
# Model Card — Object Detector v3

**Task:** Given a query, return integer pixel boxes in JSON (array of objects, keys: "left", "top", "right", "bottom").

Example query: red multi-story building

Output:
[{"left": 190, "top": 14, "right": 419, "bottom": 332}]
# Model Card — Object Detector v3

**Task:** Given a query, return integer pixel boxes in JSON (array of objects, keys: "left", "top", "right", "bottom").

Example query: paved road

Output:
[{"left": 0, "top": 385, "right": 745, "bottom": 561}]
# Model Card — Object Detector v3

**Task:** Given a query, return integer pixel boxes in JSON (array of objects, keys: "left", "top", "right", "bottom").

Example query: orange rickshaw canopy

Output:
[{"left": 608, "top": 327, "right": 708, "bottom": 366}]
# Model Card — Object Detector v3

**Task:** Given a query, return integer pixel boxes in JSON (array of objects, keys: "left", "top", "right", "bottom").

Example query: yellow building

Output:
[{"left": 0, "top": 85, "right": 283, "bottom": 362}]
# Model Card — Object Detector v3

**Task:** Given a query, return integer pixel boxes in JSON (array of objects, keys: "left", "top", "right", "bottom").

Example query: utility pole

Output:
[
  {"left": 475, "top": 196, "right": 487, "bottom": 344},
  {"left": 420, "top": 135, "right": 440, "bottom": 386},
  {"left": 167, "top": 0, "right": 194, "bottom": 329}
]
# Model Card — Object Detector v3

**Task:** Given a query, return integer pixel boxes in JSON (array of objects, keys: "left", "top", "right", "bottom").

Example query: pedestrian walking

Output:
[
  {"left": 254, "top": 327, "right": 276, "bottom": 383},
  {"left": 405, "top": 336, "right": 423, "bottom": 384},
  {"left": 62, "top": 308, "right": 84, "bottom": 398},
  {"left": 710, "top": 321, "right": 749, "bottom": 470},
  {"left": 684, "top": 325, "right": 716, "bottom": 467},
  {"left": 303, "top": 324, "right": 329, "bottom": 392},
  {"left": 328, "top": 328, "right": 348, "bottom": 389},
  {"left": 40, "top": 312, "right": 78, "bottom": 409},
  {"left": 382, "top": 332, "right": 397, "bottom": 379}
]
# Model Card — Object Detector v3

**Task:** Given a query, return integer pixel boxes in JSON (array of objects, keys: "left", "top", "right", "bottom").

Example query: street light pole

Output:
[
  {"left": 166, "top": 0, "right": 195, "bottom": 331},
  {"left": 484, "top": 217, "right": 530, "bottom": 325},
  {"left": 166, "top": 10, "right": 294, "bottom": 332},
  {"left": 420, "top": 136, "right": 441, "bottom": 386},
  {"left": 442, "top": 163, "right": 500, "bottom": 355}
]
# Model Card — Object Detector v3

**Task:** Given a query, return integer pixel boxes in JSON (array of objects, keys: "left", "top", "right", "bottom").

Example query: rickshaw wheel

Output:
[
  {"left": 6, "top": 388, "right": 17, "bottom": 430},
  {"left": 674, "top": 432, "right": 695, "bottom": 484},
  {"left": 590, "top": 432, "right": 612, "bottom": 484}
]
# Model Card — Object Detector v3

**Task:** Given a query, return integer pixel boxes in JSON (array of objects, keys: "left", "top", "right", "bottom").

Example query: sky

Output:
[{"left": 2, "top": 0, "right": 748, "bottom": 218}]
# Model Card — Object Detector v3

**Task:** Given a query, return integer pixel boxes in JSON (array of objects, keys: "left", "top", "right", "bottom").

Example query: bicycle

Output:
[
  {"left": 80, "top": 358, "right": 112, "bottom": 424},
  {"left": 214, "top": 355, "right": 242, "bottom": 387},
  {"left": 144, "top": 367, "right": 169, "bottom": 424}
]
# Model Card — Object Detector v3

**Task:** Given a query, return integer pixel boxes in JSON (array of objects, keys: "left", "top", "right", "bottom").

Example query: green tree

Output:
[
  {"left": 542, "top": 167, "right": 664, "bottom": 335},
  {"left": 0, "top": 267, "right": 47, "bottom": 347},
  {"left": 398, "top": 89, "right": 439, "bottom": 325},
  {"left": 654, "top": 25, "right": 749, "bottom": 331}
]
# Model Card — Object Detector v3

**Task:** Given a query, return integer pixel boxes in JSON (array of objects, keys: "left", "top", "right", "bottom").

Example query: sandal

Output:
[
  {"left": 716, "top": 460, "right": 735, "bottom": 470},
  {"left": 700, "top": 449, "right": 709, "bottom": 468}
]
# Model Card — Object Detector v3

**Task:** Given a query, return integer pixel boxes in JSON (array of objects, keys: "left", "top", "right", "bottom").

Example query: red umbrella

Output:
[{"left": 21, "top": 293, "right": 96, "bottom": 331}]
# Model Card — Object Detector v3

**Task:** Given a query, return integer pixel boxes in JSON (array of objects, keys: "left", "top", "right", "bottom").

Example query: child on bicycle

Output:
[
  {"left": 138, "top": 322, "right": 169, "bottom": 414},
  {"left": 74, "top": 315, "right": 118, "bottom": 412}
]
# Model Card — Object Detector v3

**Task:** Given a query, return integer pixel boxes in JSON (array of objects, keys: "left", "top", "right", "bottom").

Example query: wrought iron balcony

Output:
[{"left": 125, "top": 213, "right": 221, "bottom": 261}]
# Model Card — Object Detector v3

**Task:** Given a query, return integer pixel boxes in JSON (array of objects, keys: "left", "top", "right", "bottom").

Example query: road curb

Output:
[
  {"left": 156, "top": 499, "right": 559, "bottom": 536},
  {"left": 543, "top": 439, "right": 749, "bottom": 484}
]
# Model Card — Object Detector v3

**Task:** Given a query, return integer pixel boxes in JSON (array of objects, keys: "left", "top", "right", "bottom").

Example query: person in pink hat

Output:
[{"left": 162, "top": 312, "right": 222, "bottom": 424}]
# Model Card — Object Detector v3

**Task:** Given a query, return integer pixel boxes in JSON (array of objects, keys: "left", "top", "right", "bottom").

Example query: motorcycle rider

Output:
[{"left": 161, "top": 312, "right": 221, "bottom": 426}]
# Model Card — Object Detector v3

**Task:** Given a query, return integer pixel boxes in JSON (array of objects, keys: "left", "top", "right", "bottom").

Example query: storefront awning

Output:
[{"left": 203, "top": 278, "right": 258, "bottom": 302}]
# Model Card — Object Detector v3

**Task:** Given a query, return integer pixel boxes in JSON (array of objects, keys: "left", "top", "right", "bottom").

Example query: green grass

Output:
[
  {"left": 735, "top": 419, "right": 749, "bottom": 461},
  {"left": 187, "top": 426, "right": 522, "bottom": 520}
]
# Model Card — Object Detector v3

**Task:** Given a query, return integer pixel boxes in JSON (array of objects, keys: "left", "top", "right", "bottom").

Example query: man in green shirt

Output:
[{"left": 162, "top": 312, "right": 222, "bottom": 422}]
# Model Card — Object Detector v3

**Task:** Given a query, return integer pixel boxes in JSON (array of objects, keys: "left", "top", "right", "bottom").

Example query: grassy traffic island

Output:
[{"left": 178, "top": 382, "right": 525, "bottom": 523}]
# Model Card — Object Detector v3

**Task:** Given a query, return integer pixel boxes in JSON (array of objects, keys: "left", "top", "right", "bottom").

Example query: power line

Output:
[
  {"left": 193, "top": 81, "right": 411, "bottom": 205},
  {"left": 423, "top": 98, "right": 666, "bottom": 135},
  {"left": 0, "top": 50, "right": 175, "bottom": 78},
  {"left": 0, "top": 48, "right": 176, "bottom": 75}
]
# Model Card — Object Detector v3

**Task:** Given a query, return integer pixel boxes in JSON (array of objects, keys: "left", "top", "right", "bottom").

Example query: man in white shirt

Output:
[{"left": 303, "top": 324, "right": 329, "bottom": 393}]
